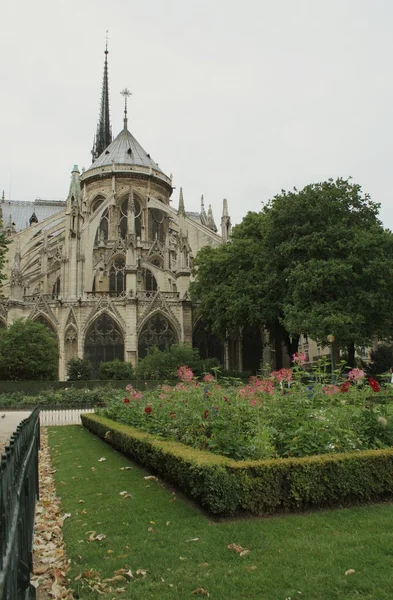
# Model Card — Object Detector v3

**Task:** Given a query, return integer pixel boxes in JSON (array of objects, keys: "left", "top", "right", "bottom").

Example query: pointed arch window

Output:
[
  {"left": 143, "top": 268, "right": 157, "bottom": 292},
  {"left": 119, "top": 199, "right": 128, "bottom": 239},
  {"left": 84, "top": 313, "right": 124, "bottom": 377},
  {"left": 148, "top": 208, "right": 165, "bottom": 242},
  {"left": 52, "top": 276, "right": 61, "bottom": 297},
  {"left": 138, "top": 313, "right": 178, "bottom": 358},
  {"left": 109, "top": 257, "right": 126, "bottom": 295},
  {"left": 95, "top": 208, "right": 109, "bottom": 245}
]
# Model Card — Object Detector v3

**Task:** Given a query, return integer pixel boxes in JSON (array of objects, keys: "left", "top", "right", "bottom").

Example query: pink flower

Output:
[
  {"left": 271, "top": 368, "right": 293, "bottom": 383},
  {"left": 125, "top": 384, "right": 134, "bottom": 393},
  {"left": 203, "top": 374, "right": 215, "bottom": 383},
  {"left": 348, "top": 368, "right": 365, "bottom": 381},
  {"left": 322, "top": 385, "right": 340, "bottom": 396},
  {"left": 177, "top": 365, "right": 194, "bottom": 382},
  {"left": 292, "top": 352, "right": 307, "bottom": 365}
]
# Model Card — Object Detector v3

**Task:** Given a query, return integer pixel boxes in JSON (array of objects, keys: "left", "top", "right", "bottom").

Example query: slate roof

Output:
[
  {"left": 1, "top": 199, "right": 66, "bottom": 232},
  {"left": 88, "top": 126, "right": 164, "bottom": 173}
]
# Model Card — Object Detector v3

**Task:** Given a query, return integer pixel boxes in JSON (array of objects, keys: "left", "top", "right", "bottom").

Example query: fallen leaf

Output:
[
  {"left": 136, "top": 569, "right": 148, "bottom": 578},
  {"left": 78, "top": 500, "right": 84, "bottom": 504},
  {"left": 187, "top": 538, "right": 200, "bottom": 542},
  {"left": 98, "top": 457, "right": 106, "bottom": 462},
  {"left": 345, "top": 569, "right": 356, "bottom": 576},
  {"left": 228, "top": 543, "right": 249, "bottom": 556},
  {"left": 120, "top": 466, "right": 133, "bottom": 470},
  {"left": 95, "top": 533, "right": 106, "bottom": 541},
  {"left": 119, "top": 491, "right": 132, "bottom": 498},
  {"left": 179, "top": 557, "right": 187, "bottom": 561},
  {"left": 199, "top": 563, "right": 209, "bottom": 568},
  {"left": 144, "top": 476, "right": 157, "bottom": 481},
  {"left": 148, "top": 527, "right": 154, "bottom": 532},
  {"left": 61, "top": 513, "right": 72, "bottom": 521},
  {"left": 192, "top": 588, "right": 210, "bottom": 597},
  {"left": 245, "top": 566, "right": 257, "bottom": 571},
  {"left": 114, "top": 569, "right": 133, "bottom": 580}
]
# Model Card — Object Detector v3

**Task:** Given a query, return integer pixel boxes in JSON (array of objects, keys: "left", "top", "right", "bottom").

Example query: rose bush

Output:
[{"left": 97, "top": 358, "right": 393, "bottom": 460}]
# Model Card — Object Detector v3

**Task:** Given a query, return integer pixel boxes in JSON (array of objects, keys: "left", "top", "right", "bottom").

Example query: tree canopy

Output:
[
  {"left": 190, "top": 178, "right": 393, "bottom": 364},
  {"left": 0, "top": 319, "right": 58, "bottom": 380}
]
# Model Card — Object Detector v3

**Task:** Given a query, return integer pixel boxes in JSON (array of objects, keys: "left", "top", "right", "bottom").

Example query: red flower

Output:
[
  {"left": 340, "top": 381, "right": 350, "bottom": 393},
  {"left": 169, "top": 411, "right": 176, "bottom": 418},
  {"left": 223, "top": 396, "right": 230, "bottom": 403},
  {"left": 369, "top": 377, "right": 380, "bottom": 393},
  {"left": 124, "top": 398, "right": 130, "bottom": 404},
  {"left": 144, "top": 406, "right": 153, "bottom": 415},
  {"left": 203, "top": 410, "right": 209, "bottom": 419}
]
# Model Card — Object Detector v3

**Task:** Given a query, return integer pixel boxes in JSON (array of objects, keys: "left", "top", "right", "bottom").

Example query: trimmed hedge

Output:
[{"left": 81, "top": 413, "right": 393, "bottom": 516}]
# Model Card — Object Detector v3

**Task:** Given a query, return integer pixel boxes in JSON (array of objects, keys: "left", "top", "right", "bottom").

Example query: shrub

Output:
[
  {"left": 0, "top": 319, "right": 58, "bottom": 380},
  {"left": 98, "top": 360, "right": 135, "bottom": 380},
  {"left": 135, "top": 344, "right": 220, "bottom": 380},
  {"left": 82, "top": 413, "right": 393, "bottom": 516},
  {"left": 370, "top": 343, "right": 393, "bottom": 376},
  {"left": 67, "top": 357, "right": 92, "bottom": 381}
]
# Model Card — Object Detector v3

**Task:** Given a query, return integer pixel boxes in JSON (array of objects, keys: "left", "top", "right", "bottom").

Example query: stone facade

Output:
[{"left": 0, "top": 51, "right": 230, "bottom": 380}]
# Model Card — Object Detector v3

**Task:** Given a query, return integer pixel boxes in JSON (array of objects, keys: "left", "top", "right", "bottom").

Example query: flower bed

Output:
[
  {"left": 81, "top": 412, "right": 393, "bottom": 516},
  {"left": 96, "top": 358, "right": 393, "bottom": 461}
]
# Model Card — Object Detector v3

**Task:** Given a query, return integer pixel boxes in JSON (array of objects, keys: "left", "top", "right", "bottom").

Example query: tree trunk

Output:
[
  {"left": 283, "top": 332, "right": 300, "bottom": 365},
  {"left": 347, "top": 341, "right": 355, "bottom": 367}
]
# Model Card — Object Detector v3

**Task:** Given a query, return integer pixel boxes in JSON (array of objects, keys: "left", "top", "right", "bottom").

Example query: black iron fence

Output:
[{"left": 0, "top": 407, "right": 40, "bottom": 600}]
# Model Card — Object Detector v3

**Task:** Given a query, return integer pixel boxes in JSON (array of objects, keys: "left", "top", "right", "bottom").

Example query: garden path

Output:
[{"left": 0, "top": 410, "right": 32, "bottom": 453}]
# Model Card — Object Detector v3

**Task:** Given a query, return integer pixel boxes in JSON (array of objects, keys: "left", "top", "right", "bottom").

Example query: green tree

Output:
[
  {"left": 67, "top": 357, "right": 92, "bottom": 381},
  {"left": 191, "top": 178, "right": 393, "bottom": 366},
  {"left": 98, "top": 359, "right": 134, "bottom": 380},
  {"left": 0, "top": 319, "right": 58, "bottom": 380}
]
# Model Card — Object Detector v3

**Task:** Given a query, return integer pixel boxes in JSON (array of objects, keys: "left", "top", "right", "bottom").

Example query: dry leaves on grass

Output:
[
  {"left": 31, "top": 427, "right": 74, "bottom": 599},
  {"left": 192, "top": 588, "right": 210, "bottom": 597},
  {"left": 227, "top": 543, "right": 250, "bottom": 557}
]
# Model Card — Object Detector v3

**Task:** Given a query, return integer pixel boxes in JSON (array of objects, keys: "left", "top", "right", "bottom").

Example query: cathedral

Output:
[{"left": 0, "top": 46, "right": 233, "bottom": 380}]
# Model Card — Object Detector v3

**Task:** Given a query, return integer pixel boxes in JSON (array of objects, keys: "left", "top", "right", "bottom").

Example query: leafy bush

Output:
[
  {"left": 67, "top": 357, "right": 92, "bottom": 381},
  {"left": 82, "top": 413, "right": 393, "bottom": 516},
  {"left": 98, "top": 360, "right": 135, "bottom": 380},
  {"left": 135, "top": 344, "right": 220, "bottom": 380},
  {"left": 97, "top": 359, "right": 393, "bottom": 461},
  {"left": 370, "top": 343, "right": 393, "bottom": 376},
  {"left": 0, "top": 319, "right": 58, "bottom": 380},
  {"left": 0, "top": 386, "right": 125, "bottom": 409}
]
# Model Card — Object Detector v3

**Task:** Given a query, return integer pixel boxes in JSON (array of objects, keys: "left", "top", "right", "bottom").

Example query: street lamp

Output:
[{"left": 327, "top": 334, "right": 335, "bottom": 383}]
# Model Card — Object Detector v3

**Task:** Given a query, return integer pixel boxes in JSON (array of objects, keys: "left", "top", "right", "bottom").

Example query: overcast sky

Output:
[{"left": 2, "top": 0, "right": 393, "bottom": 228}]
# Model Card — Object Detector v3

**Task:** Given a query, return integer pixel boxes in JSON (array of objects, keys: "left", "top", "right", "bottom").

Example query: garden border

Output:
[{"left": 81, "top": 413, "right": 393, "bottom": 516}]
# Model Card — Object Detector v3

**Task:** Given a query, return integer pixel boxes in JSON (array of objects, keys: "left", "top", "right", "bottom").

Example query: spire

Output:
[
  {"left": 178, "top": 187, "right": 186, "bottom": 217},
  {"left": 221, "top": 198, "right": 231, "bottom": 242},
  {"left": 200, "top": 194, "right": 208, "bottom": 226},
  {"left": 207, "top": 204, "right": 217, "bottom": 232},
  {"left": 92, "top": 38, "right": 112, "bottom": 162},
  {"left": 120, "top": 88, "right": 132, "bottom": 131}
]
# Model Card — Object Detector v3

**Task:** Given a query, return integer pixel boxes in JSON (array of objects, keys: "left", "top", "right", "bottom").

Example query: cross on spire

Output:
[{"left": 121, "top": 88, "right": 132, "bottom": 130}]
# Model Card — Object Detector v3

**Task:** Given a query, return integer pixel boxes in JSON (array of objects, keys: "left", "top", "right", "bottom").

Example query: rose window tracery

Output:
[{"left": 138, "top": 313, "right": 177, "bottom": 358}]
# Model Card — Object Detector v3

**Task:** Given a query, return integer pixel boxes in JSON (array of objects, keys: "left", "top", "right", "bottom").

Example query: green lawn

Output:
[{"left": 49, "top": 425, "right": 393, "bottom": 600}]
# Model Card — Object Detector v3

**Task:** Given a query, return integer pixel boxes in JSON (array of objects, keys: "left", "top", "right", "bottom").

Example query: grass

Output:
[{"left": 49, "top": 425, "right": 393, "bottom": 600}]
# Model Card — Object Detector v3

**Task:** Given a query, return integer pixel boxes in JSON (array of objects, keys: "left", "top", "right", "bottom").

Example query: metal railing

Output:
[{"left": 0, "top": 407, "right": 40, "bottom": 600}]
